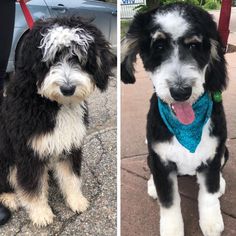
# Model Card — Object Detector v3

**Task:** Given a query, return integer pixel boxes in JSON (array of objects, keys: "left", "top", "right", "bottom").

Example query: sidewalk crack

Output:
[
  {"left": 221, "top": 210, "right": 236, "bottom": 219},
  {"left": 122, "top": 153, "right": 148, "bottom": 159},
  {"left": 122, "top": 167, "right": 148, "bottom": 180}
]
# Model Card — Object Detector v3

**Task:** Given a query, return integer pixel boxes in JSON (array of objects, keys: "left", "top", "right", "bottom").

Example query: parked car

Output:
[{"left": 7, "top": 0, "right": 117, "bottom": 73}]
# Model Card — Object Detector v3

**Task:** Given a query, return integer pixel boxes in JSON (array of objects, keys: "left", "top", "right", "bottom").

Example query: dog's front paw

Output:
[
  {"left": 198, "top": 190, "right": 224, "bottom": 236},
  {"left": 160, "top": 216, "right": 184, "bottom": 236},
  {"left": 67, "top": 194, "right": 89, "bottom": 213},
  {"left": 199, "top": 211, "right": 224, "bottom": 236},
  {"left": 160, "top": 206, "right": 184, "bottom": 236},
  {"left": 29, "top": 205, "right": 55, "bottom": 227}
]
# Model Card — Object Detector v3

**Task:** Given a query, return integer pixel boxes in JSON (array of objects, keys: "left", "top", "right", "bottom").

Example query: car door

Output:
[{"left": 44, "top": 0, "right": 116, "bottom": 49}]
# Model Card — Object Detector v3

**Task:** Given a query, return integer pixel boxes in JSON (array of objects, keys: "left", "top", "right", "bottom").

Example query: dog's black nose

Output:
[
  {"left": 60, "top": 85, "right": 76, "bottom": 96},
  {"left": 170, "top": 87, "right": 192, "bottom": 101}
]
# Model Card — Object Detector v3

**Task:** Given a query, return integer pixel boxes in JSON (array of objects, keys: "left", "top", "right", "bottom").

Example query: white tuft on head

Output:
[
  {"left": 39, "top": 26, "right": 94, "bottom": 63},
  {"left": 154, "top": 11, "right": 189, "bottom": 39}
]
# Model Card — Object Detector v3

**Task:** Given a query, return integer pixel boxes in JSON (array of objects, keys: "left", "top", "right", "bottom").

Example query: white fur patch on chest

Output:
[
  {"left": 28, "top": 103, "right": 87, "bottom": 158},
  {"left": 152, "top": 120, "right": 218, "bottom": 175}
]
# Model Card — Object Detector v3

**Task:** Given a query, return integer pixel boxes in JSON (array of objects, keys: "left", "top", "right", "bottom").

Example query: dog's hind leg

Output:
[
  {"left": 0, "top": 193, "right": 19, "bottom": 211},
  {"left": 197, "top": 170, "right": 225, "bottom": 236},
  {"left": 15, "top": 158, "right": 54, "bottom": 227},
  {"left": 147, "top": 174, "right": 158, "bottom": 200},
  {"left": 0, "top": 166, "right": 23, "bottom": 212},
  {"left": 53, "top": 149, "right": 89, "bottom": 213},
  {"left": 0, "top": 154, "right": 19, "bottom": 212},
  {"left": 0, "top": 166, "right": 19, "bottom": 211},
  {"left": 0, "top": 126, "right": 18, "bottom": 224},
  {"left": 0, "top": 167, "right": 19, "bottom": 212},
  {"left": 148, "top": 152, "right": 184, "bottom": 236}
]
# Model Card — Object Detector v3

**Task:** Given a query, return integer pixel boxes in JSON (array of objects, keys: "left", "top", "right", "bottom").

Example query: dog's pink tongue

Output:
[{"left": 172, "top": 102, "right": 195, "bottom": 125}]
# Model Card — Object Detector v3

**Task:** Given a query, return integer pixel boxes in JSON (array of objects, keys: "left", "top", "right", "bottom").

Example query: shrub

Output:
[
  {"left": 204, "top": 0, "right": 218, "bottom": 9},
  {"left": 162, "top": 0, "right": 200, "bottom": 5},
  {"left": 185, "top": 0, "right": 200, "bottom": 5}
]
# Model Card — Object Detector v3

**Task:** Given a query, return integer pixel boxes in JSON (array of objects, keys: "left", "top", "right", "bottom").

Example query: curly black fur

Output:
[{"left": 0, "top": 16, "right": 115, "bottom": 225}]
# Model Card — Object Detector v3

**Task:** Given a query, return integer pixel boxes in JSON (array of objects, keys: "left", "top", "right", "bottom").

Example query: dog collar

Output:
[{"left": 158, "top": 92, "right": 213, "bottom": 153}]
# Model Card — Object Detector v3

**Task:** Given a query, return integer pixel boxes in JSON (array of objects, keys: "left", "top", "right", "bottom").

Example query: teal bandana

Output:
[{"left": 158, "top": 93, "right": 213, "bottom": 153}]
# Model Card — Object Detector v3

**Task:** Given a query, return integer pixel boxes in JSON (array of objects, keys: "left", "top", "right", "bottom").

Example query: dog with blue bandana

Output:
[{"left": 122, "top": 3, "right": 228, "bottom": 236}]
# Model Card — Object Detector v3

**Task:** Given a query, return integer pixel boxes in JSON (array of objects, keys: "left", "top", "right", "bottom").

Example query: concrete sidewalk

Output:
[
  {"left": 0, "top": 77, "right": 117, "bottom": 236},
  {"left": 121, "top": 42, "right": 236, "bottom": 235}
]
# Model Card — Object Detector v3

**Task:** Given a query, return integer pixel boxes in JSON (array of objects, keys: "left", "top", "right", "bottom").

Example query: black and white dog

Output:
[
  {"left": 122, "top": 3, "right": 228, "bottom": 236},
  {"left": 0, "top": 17, "right": 115, "bottom": 226}
]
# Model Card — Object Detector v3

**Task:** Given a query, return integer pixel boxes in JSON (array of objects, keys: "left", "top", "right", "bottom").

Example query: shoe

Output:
[{"left": 0, "top": 203, "right": 11, "bottom": 226}]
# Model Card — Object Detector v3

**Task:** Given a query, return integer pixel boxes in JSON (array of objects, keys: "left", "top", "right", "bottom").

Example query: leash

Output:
[
  {"left": 218, "top": 0, "right": 232, "bottom": 52},
  {"left": 19, "top": 0, "right": 34, "bottom": 30}
]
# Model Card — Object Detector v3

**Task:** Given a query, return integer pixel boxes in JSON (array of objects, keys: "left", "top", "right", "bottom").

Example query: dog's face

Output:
[
  {"left": 146, "top": 11, "right": 214, "bottom": 105},
  {"left": 17, "top": 17, "right": 116, "bottom": 104},
  {"left": 122, "top": 3, "right": 227, "bottom": 120}
]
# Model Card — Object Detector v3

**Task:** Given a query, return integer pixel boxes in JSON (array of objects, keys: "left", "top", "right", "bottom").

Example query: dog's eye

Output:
[
  {"left": 156, "top": 44, "right": 164, "bottom": 50},
  {"left": 186, "top": 42, "right": 201, "bottom": 50},
  {"left": 152, "top": 39, "right": 166, "bottom": 51}
]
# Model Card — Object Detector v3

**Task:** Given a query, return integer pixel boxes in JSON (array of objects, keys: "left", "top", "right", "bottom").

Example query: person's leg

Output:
[{"left": 0, "top": 0, "right": 15, "bottom": 90}]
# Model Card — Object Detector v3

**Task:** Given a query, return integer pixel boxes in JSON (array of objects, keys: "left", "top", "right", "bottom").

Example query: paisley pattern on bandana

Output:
[{"left": 158, "top": 93, "right": 213, "bottom": 153}]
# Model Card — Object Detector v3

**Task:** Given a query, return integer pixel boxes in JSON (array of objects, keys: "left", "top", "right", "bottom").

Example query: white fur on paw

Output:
[
  {"left": 200, "top": 217, "right": 224, "bottom": 236},
  {"left": 199, "top": 205, "right": 224, "bottom": 236},
  {"left": 67, "top": 194, "right": 89, "bottom": 213},
  {"left": 0, "top": 193, "right": 19, "bottom": 211},
  {"left": 147, "top": 175, "right": 157, "bottom": 199},
  {"left": 160, "top": 209, "right": 184, "bottom": 236},
  {"left": 29, "top": 205, "right": 54, "bottom": 227}
]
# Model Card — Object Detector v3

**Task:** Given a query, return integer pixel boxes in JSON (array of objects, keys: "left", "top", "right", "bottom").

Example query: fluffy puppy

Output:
[
  {"left": 0, "top": 16, "right": 116, "bottom": 226},
  {"left": 122, "top": 3, "right": 228, "bottom": 236}
]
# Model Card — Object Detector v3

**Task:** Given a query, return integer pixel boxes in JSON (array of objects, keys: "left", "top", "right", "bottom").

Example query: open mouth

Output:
[{"left": 170, "top": 102, "right": 195, "bottom": 125}]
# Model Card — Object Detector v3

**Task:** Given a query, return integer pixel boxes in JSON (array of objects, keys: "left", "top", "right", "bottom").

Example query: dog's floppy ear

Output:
[
  {"left": 16, "top": 25, "right": 45, "bottom": 73},
  {"left": 121, "top": 9, "right": 154, "bottom": 84},
  {"left": 205, "top": 34, "right": 228, "bottom": 92},
  {"left": 85, "top": 29, "right": 116, "bottom": 92},
  {"left": 94, "top": 39, "right": 116, "bottom": 91},
  {"left": 121, "top": 36, "right": 139, "bottom": 84}
]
